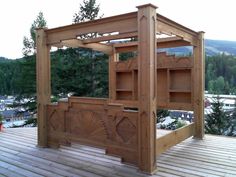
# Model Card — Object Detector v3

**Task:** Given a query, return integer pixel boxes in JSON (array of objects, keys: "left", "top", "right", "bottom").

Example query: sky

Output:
[{"left": 0, "top": 0, "right": 236, "bottom": 59}]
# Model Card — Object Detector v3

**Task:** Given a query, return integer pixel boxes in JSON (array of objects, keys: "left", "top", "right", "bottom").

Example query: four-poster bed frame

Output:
[{"left": 36, "top": 4, "right": 204, "bottom": 174}]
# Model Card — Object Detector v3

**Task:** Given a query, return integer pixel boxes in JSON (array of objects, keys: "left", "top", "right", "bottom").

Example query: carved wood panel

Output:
[
  {"left": 46, "top": 97, "right": 138, "bottom": 165},
  {"left": 47, "top": 105, "right": 65, "bottom": 132},
  {"left": 68, "top": 110, "right": 108, "bottom": 141}
]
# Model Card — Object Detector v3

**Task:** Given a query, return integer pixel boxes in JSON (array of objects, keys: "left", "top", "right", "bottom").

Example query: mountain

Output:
[
  {"left": 1, "top": 39, "right": 236, "bottom": 60},
  {"left": 160, "top": 39, "right": 236, "bottom": 56},
  {"left": 0, "top": 57, "right": 10, "bottom": 62},
  {"left": 205, "top": 39, "right": 236, "bottom": 56}
]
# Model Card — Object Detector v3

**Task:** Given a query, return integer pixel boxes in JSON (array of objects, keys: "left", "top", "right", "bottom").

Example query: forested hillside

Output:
[
  {"left": 205, "top": 54, "right": 236, "bottom": 94},
  {"left": 0, "top": 49, "right": 109, "bottom": 98},
  {"left": 1, "top": 52, "right": 236, "bottom": 96},
  {"left": 1, "top": 0, "right": 236, "bottom": 98}
]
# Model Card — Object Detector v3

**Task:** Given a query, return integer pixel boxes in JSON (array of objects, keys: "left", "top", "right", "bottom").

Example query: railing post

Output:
[
  {"left": 193, "top": 31, "right": 205, "bottom": 139},
  {"left": 137, "top": 4, "right": 157, "bottom": 174},
  {"left": 36, "top": 28, "right": 51, "bottom": 147}
]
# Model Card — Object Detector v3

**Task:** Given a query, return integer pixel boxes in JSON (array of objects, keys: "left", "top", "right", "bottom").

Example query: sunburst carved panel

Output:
[{"left": 70, "top": 110, "right": 108, "bottom": 141}]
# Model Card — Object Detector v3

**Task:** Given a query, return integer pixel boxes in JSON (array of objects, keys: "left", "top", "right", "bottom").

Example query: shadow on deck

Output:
[{"left": 0, "top": 127, "right": 236, "bottom": 177}]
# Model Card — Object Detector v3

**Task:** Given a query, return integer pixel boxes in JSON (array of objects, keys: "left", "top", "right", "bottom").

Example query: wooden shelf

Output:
[
  {"left": 116, "top": 89, "right": 132, "bottom": 92},
  {"left": 116, "top": 70, "right": 132, "bottom": 72},
  {"left": 116, "top": 91, "right": 132, "bottom": 100},
  {"left": 169, "top": 89, "right": 191, "bottom": 93},
  {"left": 115, "top": 69, "right": 138, "bottom": 101},
  {"left": 166, "top": 67, "right": 192, "bottom": 70},
  {"left": 169, "top": 92, "right": 191, "bottom": 103}
]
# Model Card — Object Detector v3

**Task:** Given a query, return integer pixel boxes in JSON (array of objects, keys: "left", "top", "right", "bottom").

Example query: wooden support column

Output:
[
  {"left": 36, "top": 28, "right": 51, "bottom": 147},
  {"left": 193, "top": 32, "right": 205, "bottom": 139},
  {"left": 137, "top": 4, "right": 157, "bottom": 173}
]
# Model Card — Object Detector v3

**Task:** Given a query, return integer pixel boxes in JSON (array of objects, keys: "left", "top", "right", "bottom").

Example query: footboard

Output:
[{"left": 46, "top": 97, "right": 139, "bottom": 165}]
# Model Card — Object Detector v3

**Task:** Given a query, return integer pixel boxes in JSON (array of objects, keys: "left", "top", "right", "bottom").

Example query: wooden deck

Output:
[{"left": 0, "top": 128, "right": 236, "bottom": 177}]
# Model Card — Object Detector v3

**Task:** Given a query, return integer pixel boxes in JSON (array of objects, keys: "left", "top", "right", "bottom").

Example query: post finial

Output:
[{"left": 136, "top": 3, "right": 158, "bottom": 9}]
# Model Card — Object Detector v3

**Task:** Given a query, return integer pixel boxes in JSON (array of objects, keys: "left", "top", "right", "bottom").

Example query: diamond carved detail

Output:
[
  {"left": 116, "top": 117, "right": 136, "bottom": 143},
  {"left": 49, "top": 110, "right": 62, "bottom": 131}
]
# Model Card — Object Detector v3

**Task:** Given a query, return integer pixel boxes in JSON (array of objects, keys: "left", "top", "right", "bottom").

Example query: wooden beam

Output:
[
  {"left": 83, "top": 32, "right": 138, "bottom": 44},
  {"left": 61, "top": 39, "right": 112, "bottom": 54},
  {"left": 157, "top": 36, "right": 182, "bottom": 42},
  {"left": 158, "top": 40, "right": 191, "bottom": 48},
  {"left": 156, "top": 123, "right": 195, "bottom": 156},
  {"left": 157, "top": 36, "right": 191, "bottom": 48},
  {"left": 52, "top": 43, "right": 63, "bottom": 48},
  {"left": 113, "top": 37, "right": 192, "bottom": 53},
  {"left": 84, "top": 35, "right": 190, "bottom": 49},
  {"left": 115, "top": 45, "right": 137, "bottom": 53},
  {"left": 137, "top": 4, "right": 157, "bottom": 174},
  {"left": 46, "top": 12, "right": 137, "bottom": 45},
  {"left": 193, "top": 32, "right": 205, "bottom": 139},
  {"left": 36, "top": 28, "right": 51, "bottom": 147},
  {"left": 45, "top": 10, "right": 198, "bottom": 46},
  {"left": 157, "top": 14, "right": 198, "bottom": 46},
  {"left": 114, "top": 41, "right": 138, "bottom": 53},
  {"left": 113, "top": 41, "right": 138, "bottom": 48}
]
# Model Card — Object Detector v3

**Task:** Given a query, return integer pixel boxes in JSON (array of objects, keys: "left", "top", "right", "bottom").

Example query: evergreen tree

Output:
[
  {"left": 227, "top": 99, "right": 236, "bottom": 136},
  {"left": 12, "top": 12, "right": 47, "bottom": 115},
  {"left": 157, "top": 109, "right": 170, "bottom": 123},
  {"left": 22, "top": 12, "right": 47, "bottom": 56},
  {"left": 205, "top": 96, "right": 230, "bottom": 135},
  {"left": 71, "top": 0, "right": 106, "bottom": 97},
  {"left": 205, "top": 54, "right": 236, "bottom": 94},
  {"left": 73, "top": 0, "right": 102, "bottom": 23},
  {"left": 0, "top": 59, "right": 21, "bottom": 95},
  {"left": 14, "top": 57, "right": 37, "bottom": 113},
  {"left": 73, "top": 0, "right": 103, "bottom": 39}
]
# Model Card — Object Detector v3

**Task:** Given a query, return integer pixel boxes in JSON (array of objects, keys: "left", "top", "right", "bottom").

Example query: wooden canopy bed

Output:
[{"left": 36, "top": 4, "right": 204, "bottom": 174}]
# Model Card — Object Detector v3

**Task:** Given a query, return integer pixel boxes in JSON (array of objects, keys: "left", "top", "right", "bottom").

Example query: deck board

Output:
[{"left": 0, "top": 128, "right": 236, "bottom": 177}]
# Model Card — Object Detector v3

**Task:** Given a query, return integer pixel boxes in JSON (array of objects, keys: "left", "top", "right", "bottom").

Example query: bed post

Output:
[
  {"left": 36, "top": 28, "right": 51, "bottom": 147},
  {"left": 137, "top": 4, "right": 157, "bottom": 174},
  {"left": 193, "top": 31, "right": 205, "bottom": 139}
]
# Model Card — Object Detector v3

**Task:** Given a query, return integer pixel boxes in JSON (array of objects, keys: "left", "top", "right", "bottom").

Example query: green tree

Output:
[
  {"left": 208, "top": 80, "right": 215, "bottom": 94},
  {"left": 205, "top": 54, "right": 236, "bottom": 94},
  {"left": 51, "top": 48, "right": 109, "bottom": 98},
  {"left": 205, "top": 63, "right": 216, "bottom": 89},
  {"left": 73, "top": 0, "right": 103, "bottom": 39},
  {"left": 73, "top": 0, "right": 102, "bottom": 23},
  {"left": 227, "top": 99, "right": 236, "bottom": 136},
  {"left": 205, "top": 96, "right": 230, "bottom": 135},
  {"left": 71, "top": 0, "right": 106, "bottom": 97},
  {"left": 157, "top": 109, "right": 170, "bottom": 123},
  {"left": 0, "top": 59, "right": 21, "bottom": 95},
  {"left": 0, "top": 113, "right": 3, "bottom": 123},
  {"left": 22, "top": 12, "right": 47, "bottom": 56},
  {"left": 12, "top": 12, "right": 47, "bottom": 115},
  {"left": 214, "top": 76, "right": 225, "bottom": 94},
  {"left": 14, "top": 57, "right": 37, "bottom": 113}
]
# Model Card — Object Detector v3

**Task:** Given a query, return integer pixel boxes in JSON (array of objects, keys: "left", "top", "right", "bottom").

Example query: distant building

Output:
[
  {"left": 1, "top": 109, "right": 31, "bottom": 122},
  {"left": 169, "top": 110, "right": 193, "bottom": 122},
  {"left": 205, "top": 94, "right": 236, "bottom": 111}
]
